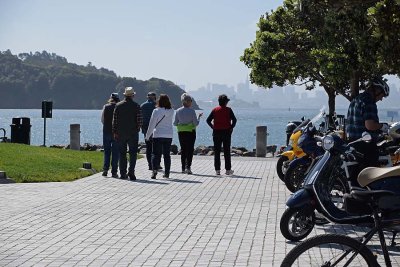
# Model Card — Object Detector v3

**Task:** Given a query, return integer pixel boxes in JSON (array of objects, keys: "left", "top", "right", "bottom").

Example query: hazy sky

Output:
[{"left": 0, "top": 0, "right": 283, "bottom": 91}]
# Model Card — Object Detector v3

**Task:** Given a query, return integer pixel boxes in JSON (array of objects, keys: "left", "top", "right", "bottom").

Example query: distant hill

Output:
[{"left": 0, "top": 50, "right": 199, "bottom": 110}]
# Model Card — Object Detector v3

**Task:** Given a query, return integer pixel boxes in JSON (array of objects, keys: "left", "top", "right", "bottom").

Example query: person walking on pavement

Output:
[
  {"left": 174, "top": 93, "right": 202, "bottom": 174},
  {"left": 101, "top": 92, "right": 120, "bottom": 178},
  {"left": 145, "top": 94, "right": 174, "bottom": 179},
  {"left": 141, "top": 92, "right": 160, "bottom": 170},
  {"left": 112, "top": 87, "right": 143, "bottom": 180},
  {"left": 206, "top": 94, "right": 237, "bottom": 176}
]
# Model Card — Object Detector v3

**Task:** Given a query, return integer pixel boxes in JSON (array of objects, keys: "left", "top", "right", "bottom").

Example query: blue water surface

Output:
[{"left": 0, "top": 108, "right": 396, "bottom": 150}]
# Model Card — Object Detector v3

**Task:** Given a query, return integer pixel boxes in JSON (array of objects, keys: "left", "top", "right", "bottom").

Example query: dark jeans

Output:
[
  {"left": 152, "top": 138, "right": 172, "bottom": 175},
  {"left": 178, "top": 131, "right": 196, "bottom": 170},
  {"left": 349, "top": 141, "right": 379, "bottom": 186},
  {"left": 103, "top": 132, "right": 119, "bottom": 174},
  {"left": 117, "top": 133, "right": 139, "bottom": 175},
  {"left": 144, "top": 136, "right": 153, "bottom": 169},
  {"left": 213, "top": 130, "right": 232, "bottom": 171}
]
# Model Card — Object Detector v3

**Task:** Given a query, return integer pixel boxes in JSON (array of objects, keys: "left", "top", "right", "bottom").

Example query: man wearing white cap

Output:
[{"left": 112, "top": 87, "right": 143, "bottom": 180}]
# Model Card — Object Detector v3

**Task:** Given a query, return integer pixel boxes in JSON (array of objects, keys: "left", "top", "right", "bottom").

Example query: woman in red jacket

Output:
[{"left": 206, "top": 94, "right": 237, "bottom": 175}]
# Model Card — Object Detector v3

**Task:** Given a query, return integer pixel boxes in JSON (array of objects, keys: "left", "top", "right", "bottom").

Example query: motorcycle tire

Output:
[
  {"left": 277, "top": 155, "right": 290, "bottom": 182},
  {"left": 280, "top": 207, "right": 315, "bottom": 242},
  {"left": 284, "top": 163, "right": 309, "bottom": 193}
]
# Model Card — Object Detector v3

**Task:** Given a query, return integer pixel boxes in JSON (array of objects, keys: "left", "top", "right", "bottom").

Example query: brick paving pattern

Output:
[{"left": 0, "top": 155, "right": 399, "bottom": 266}]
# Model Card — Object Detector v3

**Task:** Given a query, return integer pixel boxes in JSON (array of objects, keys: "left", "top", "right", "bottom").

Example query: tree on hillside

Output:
[{"left": 241, "top": 0, "right": 400, "bottom": 117}]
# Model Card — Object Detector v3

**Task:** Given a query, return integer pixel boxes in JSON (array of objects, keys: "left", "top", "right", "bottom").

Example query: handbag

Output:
[{"left": 148, "top": 114, "right": 166, "bottom": 141}]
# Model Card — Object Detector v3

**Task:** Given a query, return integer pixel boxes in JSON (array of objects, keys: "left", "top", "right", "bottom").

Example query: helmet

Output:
[
  {"left": 368, "top": 77, "right": 390, "bottom": 97},
  {"left": 389, "top": 122, "right": 400, "bottom": 139}
]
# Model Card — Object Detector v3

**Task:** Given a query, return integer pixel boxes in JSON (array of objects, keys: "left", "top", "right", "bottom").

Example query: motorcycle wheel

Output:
[
  {"left": 280, "top": 207, "right": 315, "bottom": 242},
  {"left": 284, "top": 163, "right": 309, "bottom": 193},
  {"left": 277, "top": 155, "right": 290, "bottom": 181}
]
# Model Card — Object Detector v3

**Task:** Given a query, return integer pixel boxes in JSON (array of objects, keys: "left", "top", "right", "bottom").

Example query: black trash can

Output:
[{"left": 10, "top": 117, "right": 31, "bottom": 145}]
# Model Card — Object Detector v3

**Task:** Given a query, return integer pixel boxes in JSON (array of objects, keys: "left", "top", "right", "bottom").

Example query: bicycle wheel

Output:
[{"left": 281, "top": 234, "right": 378, "bottom": 267}]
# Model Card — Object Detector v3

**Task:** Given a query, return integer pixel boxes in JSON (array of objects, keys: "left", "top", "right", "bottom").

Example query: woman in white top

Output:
[{"left": 145, "top": 94, "right": 175, "bottom": 179}]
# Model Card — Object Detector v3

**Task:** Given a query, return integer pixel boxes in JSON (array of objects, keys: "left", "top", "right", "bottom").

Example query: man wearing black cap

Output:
[
  {"left": 141, "top": 92, "right": 159, "bottom": 170},
  {"left": 101, "top": 92, "right": 120, "bottom": 178},
  {"left": 206, "top": 94, "right": 237, "bottom": 176}
]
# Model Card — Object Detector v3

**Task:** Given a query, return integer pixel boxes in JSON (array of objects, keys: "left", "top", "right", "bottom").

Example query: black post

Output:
[
  {"left": 43, "top": 116, "right": 46, "bottom": 147},
  {"left": 42, "top": 100, "right": 52, "bottom": 146}
]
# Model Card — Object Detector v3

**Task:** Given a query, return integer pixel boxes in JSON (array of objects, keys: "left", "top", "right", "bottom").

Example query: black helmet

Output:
[{"left": 368, "top": 77, "right": 390, "bottom": 97}]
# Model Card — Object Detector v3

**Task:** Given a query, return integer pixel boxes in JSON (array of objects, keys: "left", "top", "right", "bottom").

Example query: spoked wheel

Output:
[
  {"left": 284, "top": 163, "right": 309, "bottom": 193},
  {"left": 280, "top": 208, "right": 315, "bottom": 242},
  {"left": 281, "top": 234, "right": 378, "bottom": 267},
  {"left": 277, "top": 155, "right": 290, "bottom": 182}
]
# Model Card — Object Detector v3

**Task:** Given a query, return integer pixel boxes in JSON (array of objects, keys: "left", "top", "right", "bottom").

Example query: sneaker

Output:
[
  {"left": 185, "top": 168, "right": 192, "bottom": 175},
  {"left": 102, "top": 171, "right": 108, "bottom": 177},
  {"left": 225, "top": 170, "right": 234, "bottom": 175},
  {"left": 128, "top": 173, "right": 136, "bottom": 181},
  {"left": 151, "top": 171, "right": 157, "bottom": 179},
  {"left": 216, "top": 170, "right": 221, "bottom": 175},
  {"left": 111, "top": 173, "right": 119, "bottom": 178}
]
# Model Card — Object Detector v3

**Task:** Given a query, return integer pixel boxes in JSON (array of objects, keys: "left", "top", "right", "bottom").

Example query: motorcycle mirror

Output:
[{"left": 361, "top": 132, "right": 372, "bottom": 142}]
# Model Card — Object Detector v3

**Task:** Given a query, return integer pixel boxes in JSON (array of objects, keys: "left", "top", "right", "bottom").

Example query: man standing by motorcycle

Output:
[{"left": 346, "top": 77, "right": 390, "bottom": 173}]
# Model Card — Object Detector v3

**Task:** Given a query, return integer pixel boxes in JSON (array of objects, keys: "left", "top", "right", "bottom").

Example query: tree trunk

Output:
[
  {"left": 350, "top": 70, "right": 360, "bottom": 100},
  {"left": 323, "top": 86, "right": 336, "bottom": 128}
]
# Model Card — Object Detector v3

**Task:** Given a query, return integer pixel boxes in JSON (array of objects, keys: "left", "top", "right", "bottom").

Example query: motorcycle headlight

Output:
[{"left": 322, "top": 135, "right": 334, "bottom": 151}]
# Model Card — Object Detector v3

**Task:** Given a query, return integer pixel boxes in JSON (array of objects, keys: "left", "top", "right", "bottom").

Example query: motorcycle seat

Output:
[{"left": 357, "top": 166, "right": 400, "bottom": 187}]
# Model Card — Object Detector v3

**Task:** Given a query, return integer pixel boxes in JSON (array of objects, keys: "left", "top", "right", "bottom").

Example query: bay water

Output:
[{"left": 0, "top": 108, "right": 396, "bottom": 150}]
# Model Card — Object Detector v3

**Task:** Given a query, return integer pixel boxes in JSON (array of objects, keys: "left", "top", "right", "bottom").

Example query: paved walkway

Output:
[{"left": 1, "top": 155, "right": 399, "bottom": 266}]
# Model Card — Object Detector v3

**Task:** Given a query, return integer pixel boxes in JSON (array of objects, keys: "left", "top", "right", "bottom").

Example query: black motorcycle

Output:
[
  {"left": 280, "top": 132, "right": 400, "bottom": 242},
  {"left": 284, "top": 124, "right": 324, "bottom": 193}
]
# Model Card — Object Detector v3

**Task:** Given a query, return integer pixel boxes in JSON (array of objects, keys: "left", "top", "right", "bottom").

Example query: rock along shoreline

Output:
[{"left": 50, "top": 142, "right": 278, "bottom": 158}]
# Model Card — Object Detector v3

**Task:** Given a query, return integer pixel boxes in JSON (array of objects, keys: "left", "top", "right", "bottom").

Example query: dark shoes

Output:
[
  {"left": 128, "top": 173, "right": 136, "bottom": 181},
  {"left": 120, "top": 174, "right": 128, "bottom": 180},
  {"left": 163, "top": 174, "right": 170, "bottom": 178},
  {"left": 111, "top": 173, "right": 119, "bottom": 178},
  {"left": 102, "top": 171, "right": 108, "bottom": 177},
  {"left": 151, "top": 171, "right": 157, "bottom": 179}
]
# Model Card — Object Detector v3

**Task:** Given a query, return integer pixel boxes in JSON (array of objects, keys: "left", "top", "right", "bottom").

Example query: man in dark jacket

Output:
[
  {"left": 206, "top": 94, "right": 237, "bottom": 176},
  {"left": 101, "top": 93, "right": 120, "bottom": 178},
  {"left": 141, "top": 92, "right": 157, "bottom": 170},
  {"left": 112, "top": 87, "right": 143, "bottom": 180}
]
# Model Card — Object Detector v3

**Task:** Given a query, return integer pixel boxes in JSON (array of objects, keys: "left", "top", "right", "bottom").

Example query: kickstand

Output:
[{"left": 390, "top": 231, "right": 397, "bottom": 247}]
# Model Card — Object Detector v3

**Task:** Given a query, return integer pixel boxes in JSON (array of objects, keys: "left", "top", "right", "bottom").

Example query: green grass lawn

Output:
[{"left": 0, "top": 143, "right": 104, "bottom": 183}]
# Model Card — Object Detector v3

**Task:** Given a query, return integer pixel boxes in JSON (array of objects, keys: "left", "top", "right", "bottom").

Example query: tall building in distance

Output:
[{"left": 186, "top": 78, "right": 400, "bottom": 110}]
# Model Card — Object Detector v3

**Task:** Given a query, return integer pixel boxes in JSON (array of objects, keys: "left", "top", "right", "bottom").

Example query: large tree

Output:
[{"left": 241, "top": 0, "right": 400, "bottom": 116}]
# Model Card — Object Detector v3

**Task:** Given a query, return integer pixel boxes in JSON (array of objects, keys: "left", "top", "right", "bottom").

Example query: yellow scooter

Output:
[
  {"left": 276, "top": 108, "right": 326, "bottom": 181},
  {"left": 277, "top": 127, "right": 306, "bottom": 181}
]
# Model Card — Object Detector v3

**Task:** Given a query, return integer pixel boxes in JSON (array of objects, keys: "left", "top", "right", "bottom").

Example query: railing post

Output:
[
  {"left": 70, "top": 124, "right": 80, "bottom": 150},
  {"left": 256, "top": 126, "right": 267, "bottom": 157}
]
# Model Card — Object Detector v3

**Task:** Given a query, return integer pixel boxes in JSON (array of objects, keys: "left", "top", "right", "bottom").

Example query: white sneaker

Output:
[
  {"left": 215, "top": 170, "right": 221, "bottom": 175},
  {"left": 225, "top": 170, "right": 234, "bottom": 175}
]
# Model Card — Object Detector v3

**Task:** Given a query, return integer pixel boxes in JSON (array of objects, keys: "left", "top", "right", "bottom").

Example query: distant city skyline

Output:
[{"left": 186, "top": 77, "right": 400, "bottom": 110}]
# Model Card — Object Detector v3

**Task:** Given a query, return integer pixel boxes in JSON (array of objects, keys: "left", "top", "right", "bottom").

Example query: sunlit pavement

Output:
[{"left": 0, "top": 155, "right": 399, "bottom": 266}]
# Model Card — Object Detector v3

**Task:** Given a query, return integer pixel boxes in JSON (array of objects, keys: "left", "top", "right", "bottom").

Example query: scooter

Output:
[
  {"left": 284, "top": 123, "right": 325, "bottom": 193},
  {"left": 276, "top": 107, "right": 326, "bottom": 181},
  {"left": 279, "top": 132, "right": 400, "bottom": 242}
]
